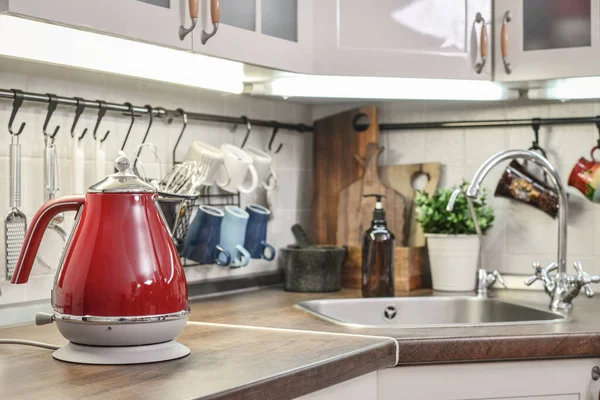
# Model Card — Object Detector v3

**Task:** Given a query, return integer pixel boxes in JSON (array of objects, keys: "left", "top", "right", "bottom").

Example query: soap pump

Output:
[{"left": 362, "top": 194, "right": 395, "bottom": 298}]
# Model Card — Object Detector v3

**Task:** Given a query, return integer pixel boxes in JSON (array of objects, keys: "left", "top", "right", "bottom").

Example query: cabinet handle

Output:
[
  {"left": 501, "top": 11, "right": 512, "bottom": 74},
  {"left": 179, "top": 0, "right": 199, "bottom": 40},
  {"left": 201, "top": 0, "right": 220, "bottom": 44},
  {"left": 474, "top": 13, "right": 487, "bottom": 74}
]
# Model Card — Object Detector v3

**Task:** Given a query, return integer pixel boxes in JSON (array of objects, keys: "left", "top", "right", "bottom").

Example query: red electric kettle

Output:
[{"left": 12, "top": 154, "right": 190, "bottom": 364}]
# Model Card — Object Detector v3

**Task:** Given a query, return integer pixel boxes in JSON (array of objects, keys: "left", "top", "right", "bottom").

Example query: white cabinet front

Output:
[
  {"left": 494, "top": 0, "right": 600, "bottom": 81},
  {"left": 378, "top": 359, "right": 600, "bottom": 400},
  {"left": 4, "top": 0, "right": 192, "bottom": 50},
  {"left": 313, "top": 0, "right": 492, "bottom": 80},
  {"left": 195, "top": 0, "right": 313, "bottom": 74}
]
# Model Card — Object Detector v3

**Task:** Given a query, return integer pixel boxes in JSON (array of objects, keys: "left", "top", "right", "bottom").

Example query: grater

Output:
[{"left": 4, "top": 135, "right": 27, "bottom": 281}]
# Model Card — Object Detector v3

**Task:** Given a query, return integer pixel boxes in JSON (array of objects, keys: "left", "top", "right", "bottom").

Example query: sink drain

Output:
[{"left": 383, "top": 305, "right": 397, "bottom": 320}]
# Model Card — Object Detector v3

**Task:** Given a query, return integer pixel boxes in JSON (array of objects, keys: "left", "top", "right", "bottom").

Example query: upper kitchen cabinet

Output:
[
  {"left": 194, "top": 0, "right": 313, "bottom": 74},
  {"left": 313, "top": 0, "right": 492, "bottom": 80},
  {"left": 495, "top": 0, "right": 600, "bottom": 82},
  {"left": 0, "top": 0, "right": 193, "bottom": 50}
]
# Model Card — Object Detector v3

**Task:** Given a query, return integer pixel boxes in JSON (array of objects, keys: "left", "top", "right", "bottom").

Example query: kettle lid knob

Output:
[{"left": 114, "top": 152, "right": 131, "bottom": 173}]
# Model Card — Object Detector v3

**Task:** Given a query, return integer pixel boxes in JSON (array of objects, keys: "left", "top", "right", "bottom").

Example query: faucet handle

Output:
[
  {"left": 571, "top": 261, "right": 600, "bottom": 298},
  {"left": 487, "top": 270, "right": 507, "bottom": 289},
  {"left": 525, "top": 261, "right": 557, "bottom": 286}
]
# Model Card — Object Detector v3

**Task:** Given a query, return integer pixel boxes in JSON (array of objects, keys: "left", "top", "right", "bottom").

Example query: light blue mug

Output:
[{"left": 218, "top": 206, "right": 251, "bottom": 268}]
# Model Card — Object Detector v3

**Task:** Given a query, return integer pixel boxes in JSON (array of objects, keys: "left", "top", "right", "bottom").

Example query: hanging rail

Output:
[
  {"left": 0, "top": 88, "right": 312, "bottom": 132},
  {"left": 375, "top": 116, "right": 600, "bottom": 131}
]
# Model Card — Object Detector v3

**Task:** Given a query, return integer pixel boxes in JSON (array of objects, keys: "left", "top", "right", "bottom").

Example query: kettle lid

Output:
[{"left": 88, "top": 153, "right": 157, "bottom": 193}]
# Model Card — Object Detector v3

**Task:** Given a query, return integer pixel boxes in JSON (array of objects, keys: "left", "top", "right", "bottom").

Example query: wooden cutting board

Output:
[
  {"left": 337, "top": 143, "right": 406, "bottom": 247},
  {"left": 379, "top": 163, "right": 441, "bottom": 247},
  {"left": 312, "top": 106, "right": 379, "bottom": 245}
]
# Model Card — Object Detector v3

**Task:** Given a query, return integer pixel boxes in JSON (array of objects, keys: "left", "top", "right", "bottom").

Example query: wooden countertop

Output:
[
  {"left": 0, "top": 321, "right": 395, "bottom": 400},
  {"left": 188, "top": 287, "right": 600, "bottom": 364},
  {"left": 3, "top": 286, "right": 600, "bottom": 399}
]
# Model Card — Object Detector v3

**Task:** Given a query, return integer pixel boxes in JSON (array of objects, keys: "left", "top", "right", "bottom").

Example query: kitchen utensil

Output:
[
  {"left": 183, "top": 141, "right": 229, "bottom": 186},
  {"left": 218, "top": 206, "right": 251, "bottom": 267},
  {"left": 244, "top": 204, "right": 275, "bottom": 260},
  {"left": 496, "top": 160, "right": 559, "bottom": 217},
  {"left": 216, "top": 144, "right": 258, "bottom": 194},
  {"left": 36, "top": 136, "right": 68, "bottom": 271},
  {"left": 181, "top": 205, "right": 230, "bottom": 265},
  {"left": 291, "top": 223, "right": 314, "bottom": 248},
  {"left": 379, "top": 162, "right": 441, "bottom": 246},
  {"left": 337, "top": 143, "right": 406, "bottom": 247},
  {"left": 245, "top": 146, "right": 278, "bottom": 190},
  {"left": 4, "top": 134, "right": 27, "bottom": 281},
  {"left": 569, "top": 148, "right": 600, "bottom": 202},
  {"left": 282, "top": 224, "right": 345, "bottom": 292},
  {"left": 313, "top": 106, "right": 379, "bottom": 245},
  {"left": 11, "top": 153, "right": 190, "bottom": 365},
  {"left": 71, "top": 133, "right": 85, "bottom": 194}
]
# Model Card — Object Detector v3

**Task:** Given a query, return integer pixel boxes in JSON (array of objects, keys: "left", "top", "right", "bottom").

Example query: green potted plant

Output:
[{"left": 414, "top": 182, "right": 494, "bottom": 292}]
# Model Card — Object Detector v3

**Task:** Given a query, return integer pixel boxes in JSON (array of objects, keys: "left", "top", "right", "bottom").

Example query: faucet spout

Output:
[{"left": 466, "top": 150, "right": 568, "bottom": 275}]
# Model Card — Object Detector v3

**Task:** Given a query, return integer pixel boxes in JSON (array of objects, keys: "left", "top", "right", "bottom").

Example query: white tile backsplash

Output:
[
  {"left": 0, "top": 59, "right": 312, "bottom": 310},
  {"left": 314, "top": 100, "right": 600, "bottom": 276}
]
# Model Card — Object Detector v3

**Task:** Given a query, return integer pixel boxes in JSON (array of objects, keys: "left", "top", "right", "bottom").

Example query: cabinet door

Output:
[
  {"left": 378, "top": 358, "right": 600, "bottom": 400},
  {"left": 313, "top": 0, "right": 491, "bottom": 80},
  {"left": 495, "top": 0, "right": 600, "bottom": 81},
  {"left": 195, "top": 0, "right": 313, "bottom": 74},
  {"left": 5, "top": 0, "right": 191, "bottom": 50}
]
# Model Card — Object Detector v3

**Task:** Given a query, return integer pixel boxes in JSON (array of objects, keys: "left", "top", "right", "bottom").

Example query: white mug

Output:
[
  {"left": 184, "top": 141, "right": 230, "bottom": 186},
  {"left": 217, "top": 144, "right": 258, "bottom": 194},
  {"left": 245, "top": 146, "right": 278, "bottom": 190}
]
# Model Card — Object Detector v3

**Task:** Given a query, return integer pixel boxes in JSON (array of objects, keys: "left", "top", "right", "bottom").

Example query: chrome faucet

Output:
[
  {"left": 447, "top": 188, "right": 506, "bottom": 297},
  {"left": 466, "top": 149, "right": 600, "bottom": 312}
]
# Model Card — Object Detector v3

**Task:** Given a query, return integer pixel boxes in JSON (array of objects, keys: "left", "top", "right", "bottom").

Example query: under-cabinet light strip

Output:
[
  {"left": 0, "top": 15, "right": 245, "bottom": 94},
  {"left": 248, "top": 75, "right": 520, "bottom": 101}
]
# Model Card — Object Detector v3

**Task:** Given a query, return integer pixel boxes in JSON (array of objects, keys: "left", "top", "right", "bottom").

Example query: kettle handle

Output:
[{"left": 11, "top": 195, "right": 85, "bottom": 284}]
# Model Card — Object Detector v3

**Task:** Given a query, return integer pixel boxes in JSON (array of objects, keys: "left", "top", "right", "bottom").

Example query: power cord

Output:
[{"left": 0, "top": 339, "right": 60, "bottom": 350}]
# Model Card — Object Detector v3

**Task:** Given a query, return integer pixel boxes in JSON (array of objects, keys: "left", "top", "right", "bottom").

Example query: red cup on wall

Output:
[{"left": 568, "top": 147, "right": 600, "bottom": 202}]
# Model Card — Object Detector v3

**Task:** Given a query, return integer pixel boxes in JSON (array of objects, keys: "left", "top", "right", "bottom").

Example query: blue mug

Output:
[
  {"left": 219, "top": 206, "right": 251, "bottom": 268},
  {"left": 244, "top": 204, "right": 276, "bottom": 260},
  {"left": 181, "top": 205, "right": 231, "bottom": 266}
]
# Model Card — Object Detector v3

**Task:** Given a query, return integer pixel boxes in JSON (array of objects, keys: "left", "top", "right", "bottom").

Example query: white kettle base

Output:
[{"left": 53, "top": 340, "right": 191, "bottom": 365}]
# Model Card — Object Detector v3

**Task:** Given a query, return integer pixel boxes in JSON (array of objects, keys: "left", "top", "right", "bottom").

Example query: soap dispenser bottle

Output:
[{"left": 362, "top": 194, "right": 395, "bottom": 298}]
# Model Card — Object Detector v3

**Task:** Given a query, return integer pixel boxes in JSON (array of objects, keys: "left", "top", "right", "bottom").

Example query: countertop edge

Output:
[
  {"left": 395, "top": 332, "right": 600, "bottom": 365},
  {"left": 201, "top": 341, "right": 397, "bottom": 400}
]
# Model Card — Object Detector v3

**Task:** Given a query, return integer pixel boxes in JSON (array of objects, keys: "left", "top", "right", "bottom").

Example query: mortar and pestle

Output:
[{"left": 280, "top": 224, "right": 345, "bottom": 292}]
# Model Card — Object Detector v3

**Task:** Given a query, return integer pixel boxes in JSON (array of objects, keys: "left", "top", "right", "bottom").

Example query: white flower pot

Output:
[{"left": 425, "top": 234, "right": 479, "bottom": 292}]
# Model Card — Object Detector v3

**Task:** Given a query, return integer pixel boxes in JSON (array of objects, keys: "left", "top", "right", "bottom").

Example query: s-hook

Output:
[
  {"left": 120, "top": 102, "right": 136, "bottom": 151},
  {"left": 43, "top": 94, "right": 60, "bottom": 139},
  {"left": 268, "top": 121, "right": 283, "bottom": 154},
  {"left": 595, "top": 116, "right": 600, "bottom": 148},
  {"left": 93, "top": 100, "right": 110, "bottom": 143},
  {"left": 232, "top": 116, "right": 252, "bottom": 148},
  {"left": 133, "top": 105, "right": 154, "bottom": 173},
  {"left": 529, "top": 118, "right": 542, "bottom": 152},
  {"left": 8, "top": 89, "right": 26, "bottom": 136},
  {"left": 70, "top": 97, "right": 88, "bottom": 140},
  {"left": 172, "top": 108, "right": 188, "bottom": 165}
]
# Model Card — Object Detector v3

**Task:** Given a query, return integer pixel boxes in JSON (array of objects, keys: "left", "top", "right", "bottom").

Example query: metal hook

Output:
[
  {"left": 8, "top": 89, "right": 26, "bottom": 136},
  {"left": 43, "top": 94, "right": 60, "bottom": 139},
  {"left": 120, "top": 102, "right": 136, "bottom": 151},
  {"left": 530, "top": 118, "right": 541, "bottom": 150},
  {"left": 70, "top": 97, "right": 88, "bottom": 140},
  {"left": 267, "top": 121, "right": 283, "bottom": 154},
  {"left": 133, "top": 105, "right": 154, "bottom": 174},
  {"left": 595, "top": 116, "right": 600, "bottom": 148},
  {"left": 232, "top": 116, "right": 252, "bottom": 148},
  {"left": 172, "top": 108, "right": 188, "bottom": 165},
  {"left": 93, "top": 100, "right": 110, "bottom": 143}
]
